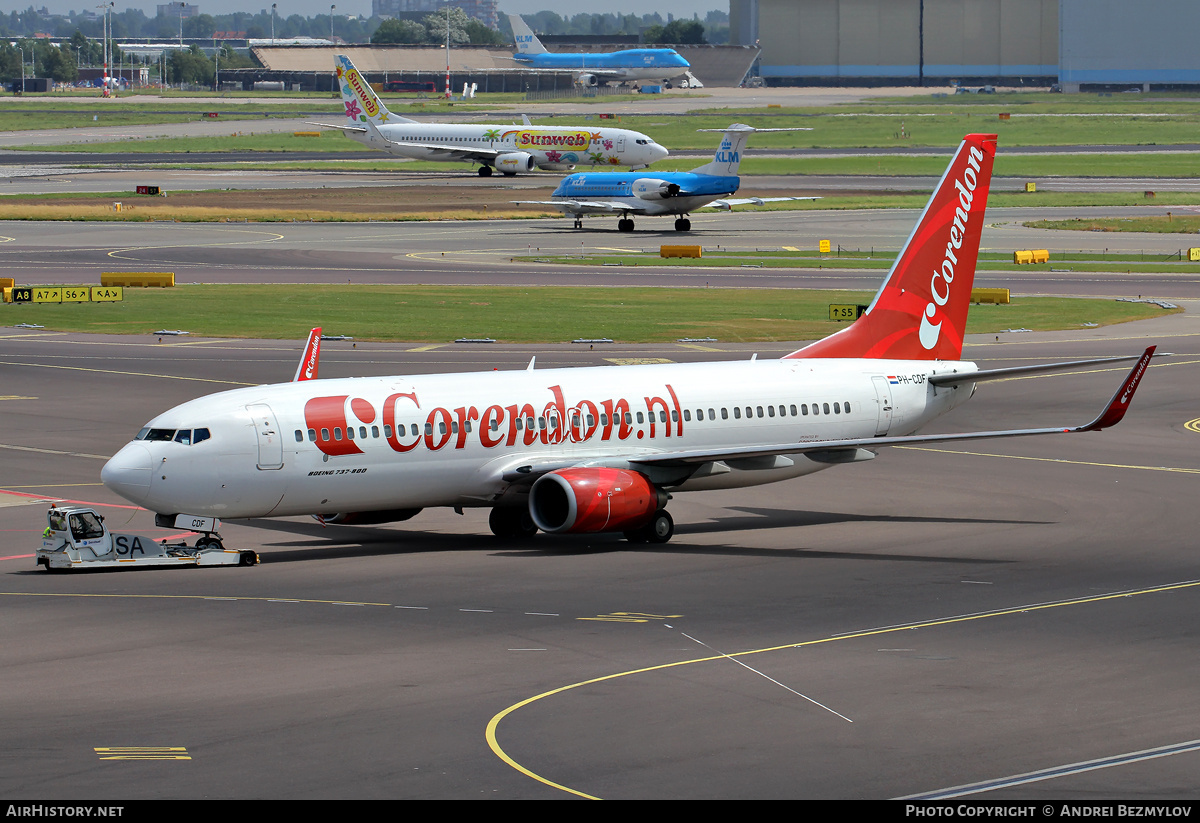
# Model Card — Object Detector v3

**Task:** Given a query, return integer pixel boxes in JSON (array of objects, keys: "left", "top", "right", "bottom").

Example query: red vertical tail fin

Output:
[
  {"left": 294, "top": 327, "right": 322, "bottom": 382},
  {"left": 786, "top": 133, "right": 997, "bottom": 361}
]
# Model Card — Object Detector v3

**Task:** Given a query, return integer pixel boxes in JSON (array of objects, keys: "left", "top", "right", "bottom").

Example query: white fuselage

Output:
[
  {"left": 102, "top": 359, "right": 977, "bottom": 520},
  {"left": 353, "top": 122, "right": 667, "bottom": 170}
]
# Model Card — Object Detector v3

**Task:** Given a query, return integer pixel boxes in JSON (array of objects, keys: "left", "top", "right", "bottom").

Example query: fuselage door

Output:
[
  {"left": 616, "top": 133, "right": 626, "bottom": 155},
  {"left": 247, "top": 403, "right": 284, "bottom": 470},
  {"left": 871, "top": 376, "right": 894, "bottom": 436}
]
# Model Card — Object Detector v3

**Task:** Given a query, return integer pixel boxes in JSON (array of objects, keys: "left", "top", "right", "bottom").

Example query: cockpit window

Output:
[{"left": 137, "top": 427, "right": 210, "bottom": 445}]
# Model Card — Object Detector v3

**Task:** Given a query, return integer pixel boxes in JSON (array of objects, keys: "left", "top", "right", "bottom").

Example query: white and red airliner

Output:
[{"left": 101, "top": 134, "right": 1157, "bottom": 545}]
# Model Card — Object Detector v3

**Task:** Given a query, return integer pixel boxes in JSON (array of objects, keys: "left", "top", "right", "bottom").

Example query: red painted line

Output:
[
  {"left": 1, "top": 554, "right": 35, "bottom": 561},
  {"left": 0, "top": 488, "right": 144, "bottom": 511}
]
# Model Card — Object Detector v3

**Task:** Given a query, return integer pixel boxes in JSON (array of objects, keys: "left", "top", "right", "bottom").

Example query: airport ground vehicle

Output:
[{"left": 36, "top": 505, "right": 257, "bottom": 571}]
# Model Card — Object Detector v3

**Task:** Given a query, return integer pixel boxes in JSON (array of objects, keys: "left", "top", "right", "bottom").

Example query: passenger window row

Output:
[{"left": 683, "top": 401, "right": 851, "bottom": 422}]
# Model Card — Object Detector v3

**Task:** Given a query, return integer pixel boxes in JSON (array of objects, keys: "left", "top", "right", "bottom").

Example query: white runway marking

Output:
[{"left": 680, "top": 631, "right": 853, "bottom": 723}]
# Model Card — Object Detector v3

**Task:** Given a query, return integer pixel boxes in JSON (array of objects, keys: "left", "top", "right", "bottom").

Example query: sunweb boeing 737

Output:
[
  {"left": 100, "top": 134, "right": 1158, "bottom": 546},
  {"left": 313, "top": 55, "right": 668, "bottom": 176}
]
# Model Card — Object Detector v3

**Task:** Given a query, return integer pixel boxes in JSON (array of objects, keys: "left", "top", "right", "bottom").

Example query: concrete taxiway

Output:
[
  {"left": 1, "top": 315, "right": 1198, "bottom": 799},
  {"left": 0, "top": 207, "right": 1197, "bottom": 299},
  {"left": 2, "top": 118, "right": 1200, "bottom": 796}
]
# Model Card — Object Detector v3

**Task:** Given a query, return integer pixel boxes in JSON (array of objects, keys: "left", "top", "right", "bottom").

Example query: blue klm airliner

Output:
[
  {"left": 515, "top": 124, "right": 817, "bottom": 232},
  {"left": 507, "top": 14, "right": 700, "bottom": 88}
]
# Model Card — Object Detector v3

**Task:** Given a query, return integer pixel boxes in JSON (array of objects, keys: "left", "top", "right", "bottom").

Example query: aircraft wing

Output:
[
  {"left": 512, "top": 199, "right": 652, "bottom": 216},
  {"left": 704, "top": 196, "right": 822, "bottom": 210},
  {"left": 311, "top": 121, "right": 505, "bottom": 162},
  {"left": 404, "top": 143, "right": 504, "bottom": 162},
  {"left": 493, "top": 347, "right": 1156, "bottom": 483},
  {"left": 632, "top": 346, "right": 1157, "bottom": 467},
  {"left": 495, "top": 59, "right": 630, "bottom": 79}
]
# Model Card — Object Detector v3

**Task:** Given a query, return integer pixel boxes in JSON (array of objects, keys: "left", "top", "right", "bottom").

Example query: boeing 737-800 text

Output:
[
  {"left": 101, "top": 134, "right": 1157, "bottom": 545},
  {"left": 314, "top": 55, "right": 668, "bottom": 176}
]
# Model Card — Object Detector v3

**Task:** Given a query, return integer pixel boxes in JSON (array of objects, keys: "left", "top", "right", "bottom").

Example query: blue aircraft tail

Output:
[
  {"left": 508, "top": 15, "right": 548, "bottom": 57},
  {"left": 690, "top": 124, "right": 812, "bottom": 177},
  {"left": 688, "top": 124, "right": 759, "bottom": 177}
]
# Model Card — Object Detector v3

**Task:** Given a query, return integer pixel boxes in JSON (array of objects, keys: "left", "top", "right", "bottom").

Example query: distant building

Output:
[{"left": 157, "top": 3, "right": 200, "bottom": 18}]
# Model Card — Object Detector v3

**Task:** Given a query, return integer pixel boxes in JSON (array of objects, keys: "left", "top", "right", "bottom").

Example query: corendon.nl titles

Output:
[{"left": 303, "top": 383, "right": 684, "bottom": 457}]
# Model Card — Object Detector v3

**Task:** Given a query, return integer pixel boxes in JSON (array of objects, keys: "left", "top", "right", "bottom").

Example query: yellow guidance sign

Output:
[
  {"left": 90, "top": 286, "right": 124, "bottom": 302},
  {"left": 12, "top": 286, "right": 124, "bottom": 304}
]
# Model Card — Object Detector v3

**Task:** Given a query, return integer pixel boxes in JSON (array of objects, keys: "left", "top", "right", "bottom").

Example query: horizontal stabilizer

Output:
[
  {"left": 929, "top": 350, "right": 1168, "bottom": 387},
  {"left": 307, "top": 121, "right": 368, "bottom": 134}
]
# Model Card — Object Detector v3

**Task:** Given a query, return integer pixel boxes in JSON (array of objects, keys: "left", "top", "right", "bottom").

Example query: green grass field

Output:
[
  {"left": 1, "top": 285, "right": 1173, "bottom": 343},
  {"left": 1024, "top": 215, "right": 1200, "bottom": 233}
]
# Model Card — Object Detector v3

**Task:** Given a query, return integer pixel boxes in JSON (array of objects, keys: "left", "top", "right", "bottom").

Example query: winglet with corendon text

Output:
[
  {"left": 1074, "top": 346, "right": 1155, "bottom": 432},
  {"left": 293, "top": 327, "right": 322, "bottom": 382}
]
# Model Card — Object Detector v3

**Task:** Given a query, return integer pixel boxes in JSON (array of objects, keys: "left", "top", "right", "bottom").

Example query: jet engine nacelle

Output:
[
  {"left": 632, "top": 178, "right": 682, "bottom": 200},
  {"left": 575, "top": 73, "right": 599, "bottom": 87},
  {"left": 528, "top": 468, "right": 667, "bottom": 534},
  {"left": 495, "top": 152, "right": 536, "bottom": 174},
  {"left": 312, "top": 509, "right": 422, "bottom": 526}
]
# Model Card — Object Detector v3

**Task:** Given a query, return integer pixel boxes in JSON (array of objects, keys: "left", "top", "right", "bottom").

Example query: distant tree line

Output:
[{"left": 371, "top": 7, "right": 507, "bottom": 47}]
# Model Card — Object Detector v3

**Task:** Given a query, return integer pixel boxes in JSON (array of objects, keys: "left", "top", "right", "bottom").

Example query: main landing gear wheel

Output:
[
  {"left": 478, "top": 165, "right": 493, "bottom": 177},
  {"left": 674, "top": 218, "right": 692, "bottom": 232},
  {"left": 624, "top": 510, "right": 674, "bottom": 544},
  {"left": 574, "top": 216, "right": 583, "bottom": 229},
  {"left": 489, "top": 507, "right": 539, "bottom": 539},
  {"left": 618, "top": 218, "right": 635, "bottom": 232}
]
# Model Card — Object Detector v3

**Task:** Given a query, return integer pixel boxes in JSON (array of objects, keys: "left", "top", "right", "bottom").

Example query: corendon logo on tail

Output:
[
  {"left": 302, "top": 337, "right": 320, "bottom": 379},
  {"left": 919, "top": 143, "right": 985, "bottom": 350},
  {"left": 303, "top": 384, "right": 683, "bottom": 458}
]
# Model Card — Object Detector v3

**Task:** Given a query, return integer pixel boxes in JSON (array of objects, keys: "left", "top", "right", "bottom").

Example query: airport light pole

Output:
[
  {"left": 271, "top": 4, "right": 277, "bottom": 45},
  {"left": 330, "top": 5, "right": 335, "bottom": 41},
  {"left": 176, "top": 1, "right": 184, "bottom": 47}
]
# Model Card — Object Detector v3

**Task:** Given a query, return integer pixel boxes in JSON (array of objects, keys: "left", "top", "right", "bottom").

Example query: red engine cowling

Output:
[{"left": 529, "top": 468, "right": 666, "bottom": 534}]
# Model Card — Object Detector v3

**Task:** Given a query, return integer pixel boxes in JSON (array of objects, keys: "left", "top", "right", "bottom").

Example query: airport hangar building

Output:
[{"left": 729, "top": 0, "right": 1200, "bottom": 91}]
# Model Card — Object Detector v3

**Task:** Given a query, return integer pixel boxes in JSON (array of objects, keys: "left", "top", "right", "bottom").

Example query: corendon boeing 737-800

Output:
[
  {"left": 100, "top": 134, "right": 1158, "bottom": 546},
  {"left": 314, "top": 55, "right": 668, "bottom": 176}
]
